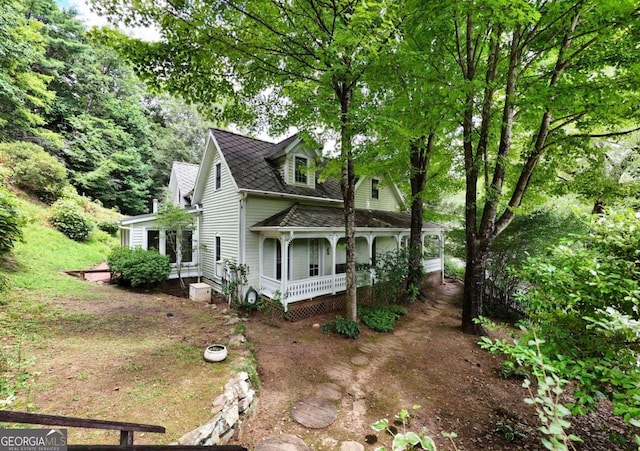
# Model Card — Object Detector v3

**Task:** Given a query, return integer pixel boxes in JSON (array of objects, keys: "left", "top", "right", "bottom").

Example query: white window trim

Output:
[{"left": 294, "top": 155, "right": 308, "bottom": 185}]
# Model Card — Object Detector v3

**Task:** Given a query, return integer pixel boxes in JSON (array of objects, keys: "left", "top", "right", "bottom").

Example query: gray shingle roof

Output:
[
  {"left": 252, "top": 203, "right": 443, "bottom": 230},
  {"left": 172, "top": 161, "right": 199, "bottom": 195},
  {"left": 212, "top": 129, "right": 342, "bottom": 200}
]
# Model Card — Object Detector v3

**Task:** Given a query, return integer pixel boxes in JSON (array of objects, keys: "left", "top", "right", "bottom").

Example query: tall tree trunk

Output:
[
  {"left": 462, "top": 241, "right": 486, "bottom": 334},
  {"left": 406, "top": 134, "right": 434, "bottom": 300},
  {"left": 337, "top": 82, "right": 357, "bottom": 322}
]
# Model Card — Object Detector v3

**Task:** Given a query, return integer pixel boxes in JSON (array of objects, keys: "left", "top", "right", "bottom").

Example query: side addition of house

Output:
[{"left": 119, "top": 128, "right": 445, "bottom": 313}]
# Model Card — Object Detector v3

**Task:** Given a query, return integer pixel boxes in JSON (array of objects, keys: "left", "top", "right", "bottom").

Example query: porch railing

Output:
[{"left": 259, "top": 271, "right": 372, "bottom": 308}]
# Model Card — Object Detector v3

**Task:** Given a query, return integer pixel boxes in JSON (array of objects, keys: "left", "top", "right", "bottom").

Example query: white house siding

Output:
[
  {"left": 375, "top": 236, "right": 398, "bottom": 256},
  {"left": 263, "top": 238, "right": 276, "bottom": 278},
  {"left": 354, "top": 175, "right": 401, "bottom": 211},
  {"left": 243, "top": 196, "right": 295, "bottom": 290},
  {"left": 200, "top": 147, "right": 241, "bottom": 290}
]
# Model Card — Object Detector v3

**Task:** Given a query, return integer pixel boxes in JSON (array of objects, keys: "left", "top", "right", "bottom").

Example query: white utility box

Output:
[{"left": 189, "top": 283, "right": 211, "bottom": 302}]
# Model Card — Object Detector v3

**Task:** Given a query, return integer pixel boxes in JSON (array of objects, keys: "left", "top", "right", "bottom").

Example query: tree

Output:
[
  {"left": 75, "top": 150, "right": 151, "bottom": 214},
  {"left": 0, "top": 188, "right": 25, "bottom": 257},
  {"left": 93, "top": 0, "right": 402, "bottom": 321},
  {"left": 0, "top": 0, "right": 56, "bottom": 142},
  {"left": 156, "top": 202, "right": 195, "bottom": 295},
  {"left": 408, "top": 0, "right": 640, "bottom": 333}
]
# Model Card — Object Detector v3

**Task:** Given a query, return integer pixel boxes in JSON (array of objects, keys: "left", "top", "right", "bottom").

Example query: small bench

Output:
[{"left": 0, "top": 411, "right": 246, "bottom": 451}]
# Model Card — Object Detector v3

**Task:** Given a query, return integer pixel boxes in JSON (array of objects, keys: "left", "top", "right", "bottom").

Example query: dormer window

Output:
[
  {"left": 295, "top": 156, "right": 308, "bottom": 184},
  {"left": 371, "top": 178, "right": 380, "bottom": 199}
]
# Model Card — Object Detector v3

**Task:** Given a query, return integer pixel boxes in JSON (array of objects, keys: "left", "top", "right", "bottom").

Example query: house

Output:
[{"left": 119, "top": 128, "right": 445, "bottom": 314}]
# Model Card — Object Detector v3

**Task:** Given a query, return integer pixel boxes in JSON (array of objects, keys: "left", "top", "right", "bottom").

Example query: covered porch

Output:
[{"left": 251, "top": 204, "right": 444, "bottom": 311}]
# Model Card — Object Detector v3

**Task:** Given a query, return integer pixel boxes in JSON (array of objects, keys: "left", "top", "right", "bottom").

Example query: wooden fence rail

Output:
[{"left": 0, "top": 411, "right": 246, "bottom": 451}]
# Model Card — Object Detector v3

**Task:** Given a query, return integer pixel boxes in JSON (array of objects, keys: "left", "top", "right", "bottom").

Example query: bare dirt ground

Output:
[
  {"left": 238, "top": 280, "right": 633, "bottom": 451},
  {"left": 13, "top": 278, "right": 632, "bottom": 450}
]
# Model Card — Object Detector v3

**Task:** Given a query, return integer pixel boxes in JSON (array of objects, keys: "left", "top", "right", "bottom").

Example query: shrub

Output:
[
  {"left": 482, "top": 209, "right": 640, "bottom": 427},
  {"left": 50, "top": 199, "right": 92, "bottom": 241},
  {"left": 108, "top": 246, "right": 170, "bottom": 288},
  {"left": 0, "top": 142, "right": 67, "bottom": 203},
  {"left": 321, "top": 316, "right": 361, "bottom": 339},
  {"left": 97, "top": 221, "right": 119, "bottom": 236},
  {"left": 0, "top": 188, "right": 25, "bottom": 256},
  {"left": 359, "top": 305, "right": 406, "bottom": 332}
]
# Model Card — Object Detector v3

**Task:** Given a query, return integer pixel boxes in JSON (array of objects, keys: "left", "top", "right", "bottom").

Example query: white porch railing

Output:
[
  {"left": 424, "top": 258, "right": 441, "bottom": 274},
  {"left": 260, "top": 275, "right": 281, "bottom": 299},
  {"left": 259, "top": 271, "right": 372, "bottom": 307}
]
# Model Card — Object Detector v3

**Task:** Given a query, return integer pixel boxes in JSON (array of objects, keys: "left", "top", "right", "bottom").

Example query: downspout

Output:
[
  {"left": 194, "top": 204, "right": 203, "bottom": 283},
  {"left": 238, "top": 193, "right": 247, "bottom": 298}
]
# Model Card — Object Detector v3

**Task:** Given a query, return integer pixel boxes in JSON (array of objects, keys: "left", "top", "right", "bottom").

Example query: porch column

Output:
[
  {"left": 439, "top": 232, "right": 445, "bottom": 284},
  {"left": 395, "top": 234, "right": 403, "bottom": 250},
  {"left": 421, "top": 231, "right": 427, "bottom": 273},
  {"left": 366, "top": 234, "right": 375, "bottom": 285},
  {"left": 258, "top": 234, "right": 265, "bottom": 285},
  {"left": 280, "top": 233, "right": 293, "bottom": 310},
  {"left": 329, "top": 234, "right": 338, "bottom": 294}
]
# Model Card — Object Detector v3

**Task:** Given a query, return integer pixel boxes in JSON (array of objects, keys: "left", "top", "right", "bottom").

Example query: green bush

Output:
[
  {"left": 444, "top": 256, "right": 465, "bottom": 280},
  {"left": 359, "top": 305, "right": 407, "bottom": 332},
  {"left": 321, "top": 316, "right": 361, "bottom": 339},
  {"left": 97, "top": 221, "right": 119, "bottom": 236},
  {"left": 482, "top": 209, "right": 640, "bottom": 425},
  {"left": 0, "top": 188, "right": 25, "bottom": 256},
  {"left": 108, "top": 246, "right": 170, "bottom": 288},
  {"left": 50, "top": 199, "right": 92, "bottom": 241},
  {"left": 0, "top": 142, "right": 67, "bottom": 203}
]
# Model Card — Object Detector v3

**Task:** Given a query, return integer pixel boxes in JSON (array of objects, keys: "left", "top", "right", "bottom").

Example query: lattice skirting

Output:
[{"left": 260, "top": 288, "right": 374, "bottom": 321}]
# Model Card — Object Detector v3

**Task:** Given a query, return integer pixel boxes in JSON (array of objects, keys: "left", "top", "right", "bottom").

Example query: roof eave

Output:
[{"left": 239, "top": 188, "right": 343, "bottom": 204}]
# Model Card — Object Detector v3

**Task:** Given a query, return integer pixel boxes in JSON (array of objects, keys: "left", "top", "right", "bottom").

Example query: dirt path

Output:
[{"left": 240, "top": 280, "right": 542, "bottom": 450}]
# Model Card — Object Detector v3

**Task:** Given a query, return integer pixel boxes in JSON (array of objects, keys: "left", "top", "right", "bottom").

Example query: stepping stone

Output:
[
  {"left": 317, "top": 383, "right": 343, "bottom": 401},
  {"left": 324, "top": 362, "right": 354, "bottom": 383},
  {"left": 385, "top": 338, "right": 405, "bottom": 351},
  {"left": 357, "top": 342, "right": 377, "bottom": 354},
  {"left": 393, "top": 329, "right": 409, "bottom": 337},
  {"left": 256, "top": 434, "right": 310, "bottom": 451},
  {"left": 350, "top": 355, "right": 370, "bottom": 366},
  {"left": 340, "top": 441, "right": 365, "bottom": 451},
  {"left": 291, "top": 397, "right": 337, "bottom": 429}
]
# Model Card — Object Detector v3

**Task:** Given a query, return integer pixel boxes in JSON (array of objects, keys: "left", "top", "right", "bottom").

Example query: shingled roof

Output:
[
  {"left": 252, "top": 203, "right": 443, "bottom": 230},
  {"left": 211, "top": 129, "right": 342, "bottom": 200},
  {"left": 172, "top": 161, "right": 199, "bottom": 196}
]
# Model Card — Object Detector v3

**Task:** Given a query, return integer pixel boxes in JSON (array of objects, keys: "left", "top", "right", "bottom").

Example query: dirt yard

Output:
[
  {"left": 238, "top": 280, "right": 632, "bottom": 451},
  {"left": 12, "top": 279, "right": 631, "bottom": 450}
]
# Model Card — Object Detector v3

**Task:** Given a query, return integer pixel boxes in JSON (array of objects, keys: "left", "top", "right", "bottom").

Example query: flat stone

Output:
[
  {"left": 356, "top": 342, "right": 377, "bottom": 354},
  {"left": 316, "top": 383, "right": 342, "bottom": 401},
  {"left": 324, "top": 362, "right": 354, "bottom": 383},
  {"left": 350, "top": 355, "right": 369, "bottom": 366},
  {"left": 256, "top": 434, "right": 310, "bottom": 451},
  {"left": 291, "top": 397, "right": 337, "bottom": 429},
  {"left": 340, "top": 441, "right": 365, "bottom": 451}
]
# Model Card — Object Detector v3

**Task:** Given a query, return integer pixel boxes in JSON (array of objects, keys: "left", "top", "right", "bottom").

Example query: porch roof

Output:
[{"left": 251, "top": 203, "right": 443, "bottom": 231}]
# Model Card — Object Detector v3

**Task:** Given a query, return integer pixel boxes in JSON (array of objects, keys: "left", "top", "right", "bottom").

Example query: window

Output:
[
  {"left": 371, "top": 178, "right": 380, "bottom": 199},
  {"left": 276, "top": 243, "right": 282, "bottom": 280},
  {"left": 214, "top": 235, "right": 221, "bottom": 277},
  {"left": 166, "top": 230, "right": 177, "bottom": 263},
  {"left": 215, "top": 162, "right": 222, "bottom": 189},
  {"left": 147, "top": 230, "right": 160, "bottom": 252},
  {"left": 309, "top": 239, "right": 320, "bottom": 277},
  {"left": 294, "top": 156, "right": 307, "bottom": 183},
  {"left": 182, "top": 231, "right": 193, "bottom": 263}
]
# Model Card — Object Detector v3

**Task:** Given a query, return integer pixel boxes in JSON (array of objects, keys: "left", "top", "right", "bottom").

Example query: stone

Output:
[
  {"left": 225, "top": 317, "right": 242, "bottom": 326},
  {"left": 291, "top": 397, "right": 337, "bottom": 429},
  {"left": 312, "top": 323, "right": 320, "bottom": 328},
  {"left": 347, "top": 386, "right": 365, "bottom": 400},
  {"left": 255, "top": 434, "right": 310, "bottom": 451},
  {"left": 340, "top": 441, "right": 365, "bottom": 451},
  {"left": 239, "top": 389, "right": 255, "bottom": 412},
  {"left": 228, "top": 334, "right": 246, "bottom": 347},
  {"left": 211, "top": 394, "right": 226, "bottom": 414},
  {"left": 223, "top": 402, "right": 240, "bottom": 429}
]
